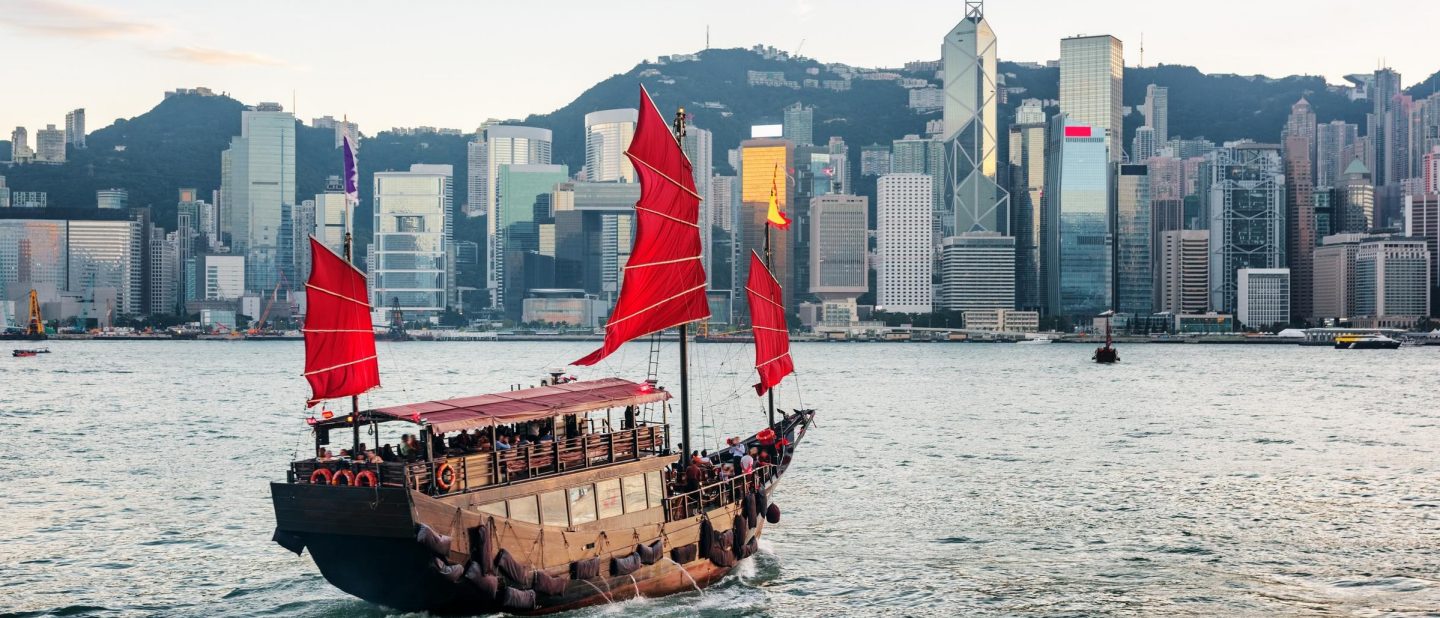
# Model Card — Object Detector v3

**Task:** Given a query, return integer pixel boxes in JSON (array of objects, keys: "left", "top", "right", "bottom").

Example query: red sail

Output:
[
  {"left": 302, "top": 237, "right": 380, "bottom": 405},
  {"left": 574, "top": 87, "right": 710, "bottom": 366},
  {"left": 745, "top": 251, "right": 794, "bottom": 395}
]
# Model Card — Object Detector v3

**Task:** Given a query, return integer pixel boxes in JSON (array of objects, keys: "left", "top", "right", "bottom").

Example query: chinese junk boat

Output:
[
  {"left": 270, "top": 87, "right": 815, "bottom": 615},
  {"left": 1093, "top": 310, "right": 1119, "bottom": 364}
]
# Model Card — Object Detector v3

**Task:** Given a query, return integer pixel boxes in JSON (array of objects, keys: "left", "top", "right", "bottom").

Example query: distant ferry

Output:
[
  {"left": 1016, "top": 337, "right": 1052, "bottom": 345},
  {"left": 1334, "top": 334, "right": 1401, "bottom": 350}
]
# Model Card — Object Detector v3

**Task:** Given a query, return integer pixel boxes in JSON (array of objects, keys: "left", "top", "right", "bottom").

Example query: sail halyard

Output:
[
  {"left": 573, "top": 86, "right": 710, "bottom": 367},
  {"left": 745, "top": 251, "right": 794, "bottom": 398},
  {"left": 302, "top": 236, "right": 380, "bottom": 407}
]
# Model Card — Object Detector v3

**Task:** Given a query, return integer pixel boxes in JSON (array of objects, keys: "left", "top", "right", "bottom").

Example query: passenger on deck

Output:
[
  {"left": 740, "top": 449, "right": 754, "bottom": 474},
  {"left": 726, "top": 437, "right": 744, "bottom": 461},
  {"left": 495, "top": 435, "right": 513, "bottom": 451},
  {"left": 718, "top": 463, "right": 733, "bottom": 481},
  {"left": 684, "top": 455, "right": 705, "bottom": 493},
  {"left": 401, "top": 434, "right": 423, "bottom": 459},
  {"left": 379, "top": 444, "right": 398, "bottom": 462},
  {"left": 316, "top": 447, "right": 333, "bottom": 461}
]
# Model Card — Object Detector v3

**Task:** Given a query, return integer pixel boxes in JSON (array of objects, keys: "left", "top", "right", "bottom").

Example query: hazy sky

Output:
[{"left": 2, "top": 0, "right": 1436, "bottom": 135}]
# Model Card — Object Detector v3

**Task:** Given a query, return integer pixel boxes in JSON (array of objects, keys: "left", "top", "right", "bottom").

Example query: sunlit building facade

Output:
[
  {"left": 371, "top": 167, "right": 452, "bottom": 317},
  {"left": 1113, "top": 164, "right": 1152, "bottom": 314},
  {"left": 1043, "top": 117, "right": 1112, "bottom": 319},
  {"left": 1060, "top": 35, "right": 1123, "bottom": 162},
  {"left": 584, "top": 109, "right": 637, "bottom": 183}
]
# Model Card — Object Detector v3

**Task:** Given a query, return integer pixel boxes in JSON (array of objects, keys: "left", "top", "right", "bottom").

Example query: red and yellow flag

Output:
[{"left": 766, "top": 164, "right": 791, "bottom": 229}]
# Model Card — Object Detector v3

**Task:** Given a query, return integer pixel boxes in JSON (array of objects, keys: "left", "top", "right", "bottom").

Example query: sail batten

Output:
[
  {"left": 573, "top": 87, "right": 709, "bottom": 366},
  {"left": 745, "top": 251, "right": 794, "bottom": 395},
  {"left": 303, "top": 237, "right": 380, "bottom": 405}
]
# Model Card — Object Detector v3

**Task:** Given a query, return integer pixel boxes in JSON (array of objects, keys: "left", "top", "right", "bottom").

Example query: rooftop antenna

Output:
[
  {"left": 1140, "top": 32, "right": 1145, "bottom": 68},
  {"left": 706, "top": 24, "right": 710, "bottom": 50}
]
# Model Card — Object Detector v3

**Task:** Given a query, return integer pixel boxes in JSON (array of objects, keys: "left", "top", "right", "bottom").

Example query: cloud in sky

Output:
[
  {"left": 0, "top": 0, "right": 162, "bottom": 39},
  {"left": 154, "top": 45, "right": 289, "bottom": 67}
]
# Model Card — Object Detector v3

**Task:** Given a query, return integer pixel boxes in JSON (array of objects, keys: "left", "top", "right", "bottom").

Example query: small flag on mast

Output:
[
  {"left": 766, "top": 163, "right": 791, "bottom": 229},
  {"left": 342, "top": 125, "right": 359, "bottom": 205}
]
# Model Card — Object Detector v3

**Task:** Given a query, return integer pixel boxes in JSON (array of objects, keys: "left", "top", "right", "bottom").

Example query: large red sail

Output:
[
  {"left": 745, "top": 251, "right": 794, "bottom": 395},
  {"left": 574, "top": 87, "right": 709, "bottom": 366},
  {"left": 302, "top": 237, "right": 380, "bottom": 405}
]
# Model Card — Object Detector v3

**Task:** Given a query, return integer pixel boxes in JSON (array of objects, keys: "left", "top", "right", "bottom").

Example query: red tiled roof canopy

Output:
[{"left": 362, "top": 378, "right": 669, "bottom": 434}]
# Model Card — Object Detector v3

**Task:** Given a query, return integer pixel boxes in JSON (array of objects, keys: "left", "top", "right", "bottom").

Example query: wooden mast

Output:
[
  {"left": 763, "top": 169, "right": 776, "bottom": 427},
  {"left": 344, "top": 224, "right": 359, "bottom": 455},
  {"left": 673, "top": 107, "right": 694, "bottom": 458}
]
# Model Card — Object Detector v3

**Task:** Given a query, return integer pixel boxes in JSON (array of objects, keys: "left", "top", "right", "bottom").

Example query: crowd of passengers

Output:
[
  {"left": 673, "top": 425, "right": 790, "bottom": 494},
  {"left": 313, "top": 409, "right": 643, "bottom": 465}
]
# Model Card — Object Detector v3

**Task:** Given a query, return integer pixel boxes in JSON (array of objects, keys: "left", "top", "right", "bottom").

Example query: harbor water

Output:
[{"left": 1, "top": 340, "right": 1437, "bottom": 616}]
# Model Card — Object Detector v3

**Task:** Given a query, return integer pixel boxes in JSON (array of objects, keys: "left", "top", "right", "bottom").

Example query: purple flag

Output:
[{"left": 342, "top": 131, "right": 359, "bottom": 205}]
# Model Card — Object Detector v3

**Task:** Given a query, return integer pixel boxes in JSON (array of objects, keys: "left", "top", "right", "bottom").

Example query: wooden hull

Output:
[{"left": 272, "top": 411, "right": 813, "bottom": 615}]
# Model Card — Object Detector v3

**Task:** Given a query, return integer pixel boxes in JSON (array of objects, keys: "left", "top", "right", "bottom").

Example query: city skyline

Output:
[{"left": 2, "top": 0, "right": 1437, "bottom": 134}]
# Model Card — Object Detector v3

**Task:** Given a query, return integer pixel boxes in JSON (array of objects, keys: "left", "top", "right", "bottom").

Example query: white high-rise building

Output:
[
  {"left": 1354, "top": 237, "right": 1431, "bottom": 320},
  {"left": 220, "top": 104, "right": 296, "bottom": 293},
  {"left": 10, "top": 127, "right": 32, "bottom": 162},
  {"left": 682, "top": 126, "right": 714, "bottom": 286},
  {"left": 476, "top": 125, "right": 552, "bottom": 307},
  {"left": 877, "top": 173, "right": 934, "bottom": 313},
  {"left": 35, "top": 125, "right": 65, "bottom": 163},
  {"left": 1236, "top": 268, "right": 1291, "bottom": 328},
  {"left": 204, "top": 255, "right": 245, "bottom": 300},
  {"left": 1140, "top": 84, "right": 1168, "bottom": 144},
  {"left": 314, "top": 176, "right": 350, "bottom": 255},
  {"left": 466, "top": 139, "right": 486, "bottom": 217},
  {"left": 1060, "top": 35, "right": 1124, "bottom": 162},
  {"left": 942, "top": 1, "right": 1007, "bottom": 235},
  {"left": 940, "top": 232, "right": 1015, "bottom": 312},
  {"left": 371, "top": 165, "right": 452, "bottom": 317},
  {"left": 1132, "top": 126, "right": 1156, "bottom": 163},
  {"left": 584, "top": 109, "right": 637, "bottom": 183},
  {"left": 1157, "top": 230, "right": 1209, "bottom": 314},
  {"left": 65, "top": 109, "right": 85, "bottom": 148},
  {"left": 711, "top": 175, "right": 736, "bottom": 234}
]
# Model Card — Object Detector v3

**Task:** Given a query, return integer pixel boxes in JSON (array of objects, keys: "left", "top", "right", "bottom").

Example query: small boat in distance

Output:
[
  {"left": 1334, "top": 334, "right": 1402, "bottom": 349},
  {"left": 12, "top": 348, "right": 49, "bottom": 357},
  {"left": 1017, "top": 337, "right": 1053, "bottom": 345},
  {"left": 1093, "top": 311, "right": 1119, "bottom": 363}
]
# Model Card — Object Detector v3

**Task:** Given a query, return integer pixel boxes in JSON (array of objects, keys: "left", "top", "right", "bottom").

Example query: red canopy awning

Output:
[{"left": 355, "top": 378, "right": 670, "bottom": 434}]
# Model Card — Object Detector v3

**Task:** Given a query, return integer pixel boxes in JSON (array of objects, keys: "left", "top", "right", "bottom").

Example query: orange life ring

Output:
[
  {"left": 356, "top": 469, "right": 378, "bottom": 487},
  {"left": 332, "top": 469, "right": 356, "bottom": 486},
  {"left": 434, "top": 462, "right": 456, "bottom": 492},
  {"left": 309, "top": 468, "right": 333, "bottom": 484}
]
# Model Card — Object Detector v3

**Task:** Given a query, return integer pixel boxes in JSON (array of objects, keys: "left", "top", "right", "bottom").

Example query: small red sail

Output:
[
  {"left": 574, "top": 87, "right": 710, "bottom": 366},
  {"left": 745, "top": 251, "right": 793, "bottom": 395},
  {"left": 302, "top": 237, "right": 380, "bottom": 406}
]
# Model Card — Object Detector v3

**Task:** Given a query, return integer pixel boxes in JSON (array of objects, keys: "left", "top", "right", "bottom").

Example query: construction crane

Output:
[
  {"left": 249, "top": 271, "right": 289, "bottom": 335},
  {"left": 25, "top": 289, "right": 45, "bottom": 338}
]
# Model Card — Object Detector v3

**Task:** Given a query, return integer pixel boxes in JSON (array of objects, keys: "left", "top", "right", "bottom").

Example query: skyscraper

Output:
[
  {"left": 371, "top": 165, "right": 453, "bottom": 317},
  {"left": 809, "top": 194, "right": 868, "bottom": 323},
  {"left": 314, "top": 176, "right": 350, "bottom": 255},
  {"left": 465, "top": 139, "right": 487, "bottom": 217},
  {"left": 1236, "top": 268, "right": 1291, "bottom": 328},
  {"left": 1157, "top": 230, "right": 1209, "bottom": 314},
  {"left": 10, "top": 127, "right": 32, "bottom": 162},
  {"left": 892, "top": 134, "right": 946, "bottom": 239},
  {"left": 35, "top": 125, "right": 65, "bottom": 163},
  {"left": 1312, "top": 232, "right": 1373, "bottom": 321},
  {"left": 735, "top": 138, "right": 794, "bottom": 318},
  {"left": 877, "top": 173, "right": 934, "bottom": 314},
  {"left": 64, "top": 109, "right": 85, "bottom": 149},
  {"left": 584, "top": 109, "right": 637, "bottom": 182},
  {"left": 1339, "top": 158, "right": 1375, "bottom": 232},
  {"left": 782, "top": 103, "right": 814, "bottom": 147},
  {"left": 496, "top": 163, "right": 567, "bottom": 318},
  {"left": 1371, "top": 68, "right": 1401, "bottom": 187},
  {"left": 1354, "top": 237, "right": 1430, "bottom": 324},
  {"left": 1316, "top": 121, "right": 1359, "bottom": 187},
  {"left": 1132, "top": 126, "right": 1156, "bottom": 163},
  {"left": 826, "top": 136, "right": 851, "bottom": 194},
  {"left": 1140, "top": 84, "right": 1169, "bottom": 145},
  {"left": 939, "top": 232, "right": 1015, "bottom": 312},
  {"left": 1113, "top": 164, "right": 1151, "bottom": 315},
  {"left": 1405, "top": 193, "right": 1439, "bottom": 288},
  {"left": 476, "top": 125, "right": 553, "bottom": 307},
  {"left": 1008, "top": 102, "right": 1046, "bottom": 310},
  {"left": 1205, "top": 143, "right": 1286, "bottom": 313},
  {"left": 220, "top": 103, "right": 295, "bottom": 293},
  {"left": 1060, "top": 35, "right": 1123, "bottom": 162},
  {"left": 942, "top": 1, "right": 1007, "bottom": 235},
  {"left": 1043, "top": 117, "right": 1111, "bottom": 319},
  {"left": 1284, "top": 134, "right": 1316, "bottom": 319},
  {"left": 682, "top": 126, "right": 715, "bottom": 286}
]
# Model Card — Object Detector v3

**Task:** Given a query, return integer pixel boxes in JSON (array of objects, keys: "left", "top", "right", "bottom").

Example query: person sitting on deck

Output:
[
  {"left": 684, "top": 455, "right": 705, "bottom": 493},
  {"left": 379, "top": 444, "right": 398, "bottom": 462},
  {"left": 740, "top": 449, "right": 755, "bottom": 475},
  {"left": 495, "top": 435, "right": 512, "bottom": 451},
  {"left": 316, "top": 447, "right": 333, "bottom": 461},
  {"left": 339, "top": 449, "right": 351, "bottom": 458}
]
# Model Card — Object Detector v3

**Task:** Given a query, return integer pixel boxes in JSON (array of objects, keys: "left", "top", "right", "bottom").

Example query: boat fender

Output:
[
  {"left": 434, "top": 462, "right": 456, "bottom": 492},
  {"left": 745, "top": 537, "right": 758, "bottom": 558},
  {"left": 354, "top": 469, "right": 378, "bottom": 487},
  {"left": 271, "top": 528, "right": 305, "bottom": 556},
  {"left": 610, "top": 552, "right": 642, "bottom": 577},
  {"left": 765, "top": 503, "right": 780, "bottom": 524},
  {"left": 308, "top": 468, "right": 333, "bottom": 485},
  {"left": 698, "top": 518, "right": 713, "bottom": 551},
  {"left": 732, "top": 515, "right": 749, "bottom": 558},
  {"left": 742, "top": 492, "right": 757, "bottom": 523},
  {"left": 494, "top": 549, "right": 533, "bottom": 588},
  {"left": 669, "top": 543, "right": 698, "bottom": 564},
  {"left": 330, "top": 469, "right": 355, "bottom": 486},
  {"left": 708, "top": 543, "right": 736, "bottom": 567},
  {"left": 570, "top": 557, "right": 601, "bottom": 580},
  {"left": 497, "top": 585, "right": 537, "bottom": 611},
  {"left": 754, "top": 490, "right": 768, "bottom": 521},
  {"left": 532, "top": 570, "right": 567, "bottom": 596},
  {"left": 416, "top": 524, "right": 453, "bottom": 557},
  {"left": 636, "top": 539, "right": 664, "bottom": 565},
  {"left": 432, "top": 557, "right": 464, "bottom": 583},
  {"left": 463, "top": 563, "right": 499, "bottom": 599},
  {"left": 468, "top": 525, "right": 493, "bottom": 575}
]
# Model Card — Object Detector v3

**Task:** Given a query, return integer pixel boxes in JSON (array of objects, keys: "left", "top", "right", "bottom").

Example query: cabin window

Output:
[
  {"left": 645, "top": 471, "right": 664, "bottom": 507},
  {"left": 568, "top": 485, "right": 597, "bottom": 525},
  {"left": 539, "top": 491, "right": 569, "bottom": 527},
  {"left": 622, "top": 475, "right": 648, "bottom": 513},
  {"left": 478, "top": 501, "right": 507, "bottom": 518},
  {"left": 595, "top": 478, "right": 623, "bottom": 519},
  {"left": 508, "top": 496, "right": 539, "bottom": 524}
]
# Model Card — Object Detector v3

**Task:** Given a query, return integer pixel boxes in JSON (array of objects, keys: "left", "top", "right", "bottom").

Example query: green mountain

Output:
[{"left": 0, "top": 47, "right": 1429, "bottom": 253}]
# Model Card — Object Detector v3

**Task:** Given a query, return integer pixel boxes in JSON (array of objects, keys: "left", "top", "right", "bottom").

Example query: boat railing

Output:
[
  {"left": 664, "top": 464, "right": 775, "bottom": 521},
  {"left": 292, "top": 424, "right": 668, "bottom": 495}
]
